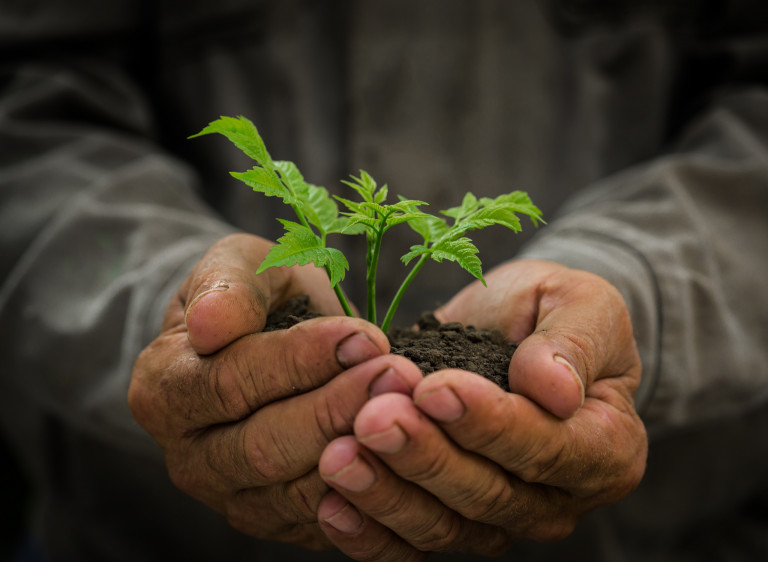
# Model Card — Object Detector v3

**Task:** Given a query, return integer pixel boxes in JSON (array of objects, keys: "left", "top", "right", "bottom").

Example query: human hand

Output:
[
  {"left": 128, "top": 233, "right": 424, "bottom": 550},
  {"left": 316, "top": 259, "right": 648, "bottom": 559}
]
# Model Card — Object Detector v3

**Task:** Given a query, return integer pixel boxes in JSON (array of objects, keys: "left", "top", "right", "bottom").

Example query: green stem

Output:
[
  {"left": 332, "top": 282, "right": 355, "bottom": 317},
  {"left": 380, "top": 253, "right": 429, "bottom": 333},
  {"left": 366, "top": 227, "right": 385, "bottom": 325},
  {"left": 291, "top": 203, "right": 312, "bottom": 230}
]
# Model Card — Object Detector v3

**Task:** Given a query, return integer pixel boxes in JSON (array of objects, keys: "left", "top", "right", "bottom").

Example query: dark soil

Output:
[{"left": 265, "top": 296, "right": 515, "bottom": 390}]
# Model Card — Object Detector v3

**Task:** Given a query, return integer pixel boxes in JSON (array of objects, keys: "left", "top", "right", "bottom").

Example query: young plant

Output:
[{"left": 191, "top": 115, "right": 543, "bottom": 331}]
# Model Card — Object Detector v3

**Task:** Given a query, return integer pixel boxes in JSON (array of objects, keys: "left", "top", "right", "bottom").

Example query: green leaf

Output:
[
  {"left": 231, "top": 168, "right": 294, "bottom": 204},
  {"left": 407, "top": 213, "right": 450, "bottom": 243},
  {"left": 442, "top": 192, "right": 479, "bottom": 222},
  {"left": 462, "top": 206, "right": 523, "bottom": 232},
  {"left": 401, "top": 244, "right": 430, "bottom": 266},
  {"left": 256, "top": 220, "right": 349, "bottom": 286},
  {"left": 189, "top": 115, "right": 272, "bottom": 166},
  {"left": 274, "top": 160, "right": 307, "bottom": 198},
  {"left": 430, "top": 237, "right": 485, "bottom": 285},
  {"left": 374, "top": 184, "right": 389, "bottom": 204},
  {"left": 341, "top": 170, "right": 379, "bottom": 203},
  {"left": 331, "top": 217, "right": 366, "bottom": 235},
  {"left": 480, "top": 192, "right": 545, "bottom": 226},
  {"left": 340, "top": 214, "right": 378, "bottom": 231},
  {"left": 385, "top": 211, "right": 433, "bottom": 229},
  {"left": 303, "top": 183, "right": 341, "bottom": 233},
  {"left": 334, "top": 196, "right": 363, "bottom": 214}
]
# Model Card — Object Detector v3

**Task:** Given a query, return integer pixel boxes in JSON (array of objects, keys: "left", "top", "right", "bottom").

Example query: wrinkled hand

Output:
[
  {"left": 317, "top": 259, "right": 648, "bottom": 560},
  {"left": 128, "top": 233, "right": 424, "bottom": 550}
]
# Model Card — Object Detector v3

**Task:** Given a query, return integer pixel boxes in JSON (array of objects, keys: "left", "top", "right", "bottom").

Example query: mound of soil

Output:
[{"left": 265, "top": 296, "right": 515, "bottom": 390}]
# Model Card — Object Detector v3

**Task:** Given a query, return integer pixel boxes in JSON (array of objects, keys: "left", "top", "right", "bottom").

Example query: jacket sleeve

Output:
[
  {"left": 518, "top": 89, "right": 768, "bottom": 436},
  {"left": 0, "top": 57, "right": 235, "bottom": 454}
]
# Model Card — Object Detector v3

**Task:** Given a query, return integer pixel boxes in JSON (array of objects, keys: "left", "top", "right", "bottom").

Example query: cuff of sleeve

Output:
[{"left": 518, "top": 229, "right": 662, "bottom": 414}]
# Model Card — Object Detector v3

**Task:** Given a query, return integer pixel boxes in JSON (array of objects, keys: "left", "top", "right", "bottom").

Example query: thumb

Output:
[
  {"left": 182, "top": 234, "right": 277, "bottom": 355},
  {"left": 508, "top": 265, "right": 638, "bottom": 419},
  {"left": 509, "top": 335, "right": 586, "bottom": 419}
]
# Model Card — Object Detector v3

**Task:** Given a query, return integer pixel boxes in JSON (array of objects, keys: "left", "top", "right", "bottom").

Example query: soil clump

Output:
[{"left": 265, "top": 295, "right": 515, "bottom": 390}]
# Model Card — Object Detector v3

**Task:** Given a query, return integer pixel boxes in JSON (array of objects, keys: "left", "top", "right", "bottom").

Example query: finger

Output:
[
  {"left": 177, "top": 233, "right": 343, "bottom": 355},
  {"left": 509, "top": 268, "right": 640, "bottom": 418},
  {"left": 347, "top": 392, "right": 572, "bottom": 543},
  {"left": 168, "top": 355, "right": 423, "bottom": 495},
  {"left": 318, "top": 490, "right": 427, "bottom": 562},
  {"left": 319, "top": 435, "right": 509, "bottom": 556},
  {"left": 437, "top": 260, "right": 640, "bottom": 418},
  {"left": 222, "top": 470, "right": 335, "bottom": 551},
  {"left": 413, "top": 370, "right": 647, "bottom": 497},
  {"left": 128, "top": 315, "right": 390, "bottom": 436},
  {"left": 178, "top": 233, "right": 276, "bottom": 354}
]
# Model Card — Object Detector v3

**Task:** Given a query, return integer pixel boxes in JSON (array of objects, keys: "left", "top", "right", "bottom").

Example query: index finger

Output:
[{"left": 128, "top": 315, "right": 389, "bottom": 438}]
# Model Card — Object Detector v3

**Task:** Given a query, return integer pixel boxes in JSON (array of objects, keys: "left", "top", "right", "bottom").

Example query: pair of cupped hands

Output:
[{"left": 129, "top": 233, "right": 647, "bottom": 561}]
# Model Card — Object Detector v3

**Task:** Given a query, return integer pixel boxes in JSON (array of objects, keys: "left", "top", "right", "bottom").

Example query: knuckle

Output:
[
  {"left": 459, "top": 478, "right": 516, "bottom": 523},
  {"left": 283, "top": 474, "right": 328, "bottom": 523},
  {"left": 401, "top": 444, "right": 452, "bottom": 483},
  {"left": 241, "top": 426, "right": 287, "bottom": 484},
  {"left": 207, "top": 355, "right": 254, "bottom": 420},
  {"left": 411, "top": 510, "right": 464, "bottom": 551},
  {"left": 368, "top": 486, "right": 413, "bottom": 520},
  {"left": 313, "top": 395, "right": 355, "bottom": 443},
  {"left": 525, "top": 440, "right": 570, "bottom": 483}
]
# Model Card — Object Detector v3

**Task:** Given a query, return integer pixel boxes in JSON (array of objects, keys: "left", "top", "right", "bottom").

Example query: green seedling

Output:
[{"left": 190, "top": 115, "right": 543, "bottom": 332}]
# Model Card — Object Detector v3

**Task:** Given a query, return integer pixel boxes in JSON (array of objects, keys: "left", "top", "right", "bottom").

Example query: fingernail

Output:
[
  {"left": 336, "top": 332, "right": 382, "bottom": 368},
  {"left": 184, "top": 285, "right": 229, "bottom": 325},
  {"left": 326, "top": 455, "right": 376, "bottom": 492},
  {"left": 415, "top": 387, "right": 465, "bottom": 423},
  {"left": 553, "top": 354, "right": 585, "bottom": 409},
  {"left": 369, "top": 368, "right": 412, "bottom": 397},
  {"left": 358, "top": 424, "right": 408, "bottom": 454},
  {"left": 323, "top": 503, "right": 363, "bottom": 534}
]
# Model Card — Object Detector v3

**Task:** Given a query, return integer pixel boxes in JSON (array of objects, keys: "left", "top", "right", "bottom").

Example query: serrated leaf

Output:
[
  {"left": 231, "top": 168, "right": 294, "bottom": 204},
  {"left": 481, "top": 192, "right": 545, "bottom": 226},
  {"left": 387, "top": 198, "right": 429, "bottom": 214},
  {"left": 407, "top": 213, "right": 450, "bottom": 242},
  {"left": 330, "top": 217, "right": 367, "bottom": 235},
  {"left": 357, "top": 201, "right": 389, "bottom": 217},
  {"left": 273, "top": 161, "right": 306, "bottom": 198},
  {"left": 401, "top": 244, "right": 430, "bottom": 266},
  {"left": 334, "top": 195, "right": 366, "bottom": 215},
  {"left": 189, "top": 115, "right": 272, "bottom": 166},
  {"left": 430, "top": 237, "right": 485, "bottom": 285},
  {"left": 301, "top": 183, "right": 341, "bottom": 233},
  {"left": 341, "top": 170, "right": 378, "bottom": 202},
  {"left": 256, "top": 220, "right": 348, "bottom": 286},
  {"left": 340, "top": 214, "right": 378, "bottom": 231},
  {"left": 442, "top": 192, "right": 479, "bottom": 221},
  {"left": 374, "top": 184, "right": 389, "bottom": 204},
  {"left": 385, "top": 211, "right": 433, "bottom": 229},
  {"left": 466, "top": 206, "right": 523, "bottom": 232}
]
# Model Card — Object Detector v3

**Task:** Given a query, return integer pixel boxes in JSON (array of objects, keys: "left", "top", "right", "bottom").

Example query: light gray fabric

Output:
[{"left": 1, "top": 0, "right": 767, "bottom": 560}]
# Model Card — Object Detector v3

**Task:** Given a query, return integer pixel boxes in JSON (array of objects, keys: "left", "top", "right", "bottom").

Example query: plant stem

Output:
[
  {"left": 333, "top": 283, "right": 355, "bottom": 317},
  {"left": 291, "top": 203, "right": 311, "bottom": 230},
  {"left": 366, "top": 227, "right": 385, "bottom": 325},
  {"left": 380, "top": 253, "right": 429, "bottom": 333}
]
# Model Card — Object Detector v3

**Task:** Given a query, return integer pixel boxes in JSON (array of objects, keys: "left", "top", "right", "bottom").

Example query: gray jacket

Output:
[{"left": 2, "top": 1, "right": 767, "bottom": 560}]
